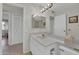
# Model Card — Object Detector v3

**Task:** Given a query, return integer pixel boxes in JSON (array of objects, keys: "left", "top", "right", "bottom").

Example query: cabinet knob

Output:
[{"left": 50, "top": 48, "right": 55, "bottom": 55}]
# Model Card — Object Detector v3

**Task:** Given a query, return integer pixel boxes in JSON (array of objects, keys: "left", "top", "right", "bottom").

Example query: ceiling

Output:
[
  {"left": 7, "top": 3, "right": 79, "bottom": 15},
  {"left": 52, "top": 3, "right": 79, "bottom": 15},
  {"left": 35, "top": 3, "right": 79, "bottom": 15}
]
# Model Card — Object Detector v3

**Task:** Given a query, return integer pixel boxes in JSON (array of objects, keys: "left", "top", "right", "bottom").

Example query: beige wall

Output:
[{"left": 66, "top": 8, "right": 79, "bottom": 41}]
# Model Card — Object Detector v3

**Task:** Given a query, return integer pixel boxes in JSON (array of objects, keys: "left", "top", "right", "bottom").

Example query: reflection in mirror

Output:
[{"left": 32, "top": 15, "right": 46, "bottom": 28}]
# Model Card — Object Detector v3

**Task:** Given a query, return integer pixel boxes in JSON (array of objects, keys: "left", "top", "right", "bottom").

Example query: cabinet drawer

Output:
[{"left": 30, "top": 39, "right": 46, "bottom": 54}]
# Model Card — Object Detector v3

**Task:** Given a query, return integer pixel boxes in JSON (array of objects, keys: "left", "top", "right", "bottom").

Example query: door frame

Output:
[{"left": 2, "top": 11, "right": 11, "bottom": 45}]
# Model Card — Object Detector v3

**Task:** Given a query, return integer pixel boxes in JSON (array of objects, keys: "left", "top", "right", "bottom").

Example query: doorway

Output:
[
  {"left": 2, "top": 19, "right": 8, "bottom": 40},
  {"left": 2, "top": 4, "right": 24, "bottom": 55},
  {"left": 2, "top": 11, "right": 10, "bottom": 47}
]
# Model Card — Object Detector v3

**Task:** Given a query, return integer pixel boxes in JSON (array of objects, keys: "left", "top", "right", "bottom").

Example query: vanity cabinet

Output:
[
  {"left": 30, "top": 36, "right": 79, "bottom": 55},
  {"left": 30, "top": 37, "right": 46, "bottom": 55},
  {"left": 30, "top": 37, "right": 57, "bottom": 55}
]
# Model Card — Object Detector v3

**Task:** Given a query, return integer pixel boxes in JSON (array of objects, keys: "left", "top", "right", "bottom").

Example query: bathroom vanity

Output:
[
  {"left": 30, "top": 34, "right": 79, "bottom": 55},
  {"left": 30, "top": 35, "right": 58, "bottom": 55}
]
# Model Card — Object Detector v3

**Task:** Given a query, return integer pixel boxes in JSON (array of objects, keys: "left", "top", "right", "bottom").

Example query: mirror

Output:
[{"left": 32, "top": 15, "right": 46, "bottom": 28}]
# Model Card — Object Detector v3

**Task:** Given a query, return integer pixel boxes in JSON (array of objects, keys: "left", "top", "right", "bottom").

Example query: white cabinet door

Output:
[
  {"left": 54, "top": 14, "right": 67, "bottom": 38},
  {"left": 30, "top": 38, "right": 45, "bottom": 55},
  {"left": 58, "top": 46, "right": 78, "bottom": 55},
  {"left": 46, "top": 44, "right": 57, "bottom": 55}
]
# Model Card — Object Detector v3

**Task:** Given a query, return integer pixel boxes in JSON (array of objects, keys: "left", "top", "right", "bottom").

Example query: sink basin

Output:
[{"left": 37, "top": 34, "right": 48, "bottom": 39}]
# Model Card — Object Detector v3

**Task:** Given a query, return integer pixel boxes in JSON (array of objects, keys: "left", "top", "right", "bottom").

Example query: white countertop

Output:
[
  {"left": 31, "top": 34, "right": 64, "bottom": 47},
  {"left": 31, "top": 34, "right": 79, "bottom": 54}
]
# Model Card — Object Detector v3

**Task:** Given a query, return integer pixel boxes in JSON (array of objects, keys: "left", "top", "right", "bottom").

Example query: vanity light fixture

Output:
[
  {"left": 33, "top": 14, "right": 37, "bottom": 17},
  {"left": 41, "top": 3, "right": 53, "bottom": 13}
]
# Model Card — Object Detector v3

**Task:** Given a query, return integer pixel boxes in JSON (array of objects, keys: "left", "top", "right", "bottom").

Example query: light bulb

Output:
[{"left": 47, "top": 3, "right": 53, "bottom": 8}]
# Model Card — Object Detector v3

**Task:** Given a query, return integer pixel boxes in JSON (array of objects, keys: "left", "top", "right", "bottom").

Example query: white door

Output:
[
  {"left": 12, "top": 14, "right": 23, "bottom": 44},
  {"left": 54, "top": 14, "right": 67, "bottom": 37}
]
